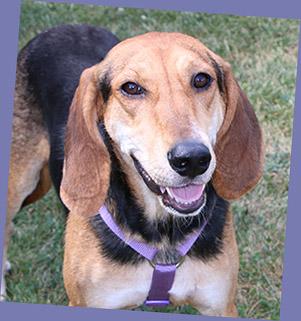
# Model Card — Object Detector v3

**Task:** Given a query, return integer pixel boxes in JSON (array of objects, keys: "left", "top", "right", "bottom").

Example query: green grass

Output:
[{"left": 5, "top": 0, "right": 300, "bottom": 319}]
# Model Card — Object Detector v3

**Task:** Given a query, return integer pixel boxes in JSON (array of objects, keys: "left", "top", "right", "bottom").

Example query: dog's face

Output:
[
  {"left": 99, "top": 33, "right": 225, "bottom": 216},
  {"left": 60, "top": 32, "right": 263, "bottom": 218}
]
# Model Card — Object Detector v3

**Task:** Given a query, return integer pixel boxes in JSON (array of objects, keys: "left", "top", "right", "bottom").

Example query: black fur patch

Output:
[
  {"left": 98, "top": 71, "right": 112, "bottom": 103},
  {"left": 208, "top": 54, "right": 225, "bottom": 94},
  {"left": 90, "top": 124, "right": 229, "bottom": 265}
]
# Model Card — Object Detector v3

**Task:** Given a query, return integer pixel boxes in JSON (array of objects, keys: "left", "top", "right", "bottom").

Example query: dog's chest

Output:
[{"left": 85, "top": 258, "right": 231, "bottom": 312}]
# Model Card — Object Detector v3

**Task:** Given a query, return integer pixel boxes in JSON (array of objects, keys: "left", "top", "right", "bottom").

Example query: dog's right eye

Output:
[
  {"left": 192, "top": 73, "right": 212, "bottom": 90},
  {"left": 121, "top": 82, "right": 145, "bottom": 96}
]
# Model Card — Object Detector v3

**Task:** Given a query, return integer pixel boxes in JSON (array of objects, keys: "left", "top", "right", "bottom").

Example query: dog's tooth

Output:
[
  {"left": 166, "top": 187, "right": 175, "bottom": 199},
  {"left": 160, "top": 186, "right": 166, "bottom": 194}
]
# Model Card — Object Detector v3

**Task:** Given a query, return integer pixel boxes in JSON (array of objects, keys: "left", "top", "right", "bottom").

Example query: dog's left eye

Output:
[
  {"left": 192, "top": 73, "right": 212, "bottom": 89},
  {"left": 121, "top": 82, "right": 145, "bottom": 96}
]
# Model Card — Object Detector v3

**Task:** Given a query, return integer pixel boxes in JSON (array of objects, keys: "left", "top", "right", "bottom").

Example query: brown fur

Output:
[
  {"left": 61, "top": 32, "right": 263, "bottom": 316},
  {"left": 2, "top": 53, "right": 51, "bottom": 300},
  {"left": 3, "top": 32, "right": 263, "bottom": 316},
  {"left": 23, "top": 164, "right": 52, "bottom": 206},
  {"left": 211, "top": 58, "right": 264, "bottom": 199},
  {"left": 60, "top": 67, "right": 111, "bottom": 216}
]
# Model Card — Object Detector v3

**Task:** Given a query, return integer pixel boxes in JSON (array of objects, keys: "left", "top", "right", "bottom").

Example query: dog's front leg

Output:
[{"left": 1, "top": 213, "right": 14, "bottom": 301}]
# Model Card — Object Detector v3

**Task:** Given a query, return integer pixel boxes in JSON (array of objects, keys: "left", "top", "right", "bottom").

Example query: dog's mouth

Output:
[{"left": 132, "top": 156, "right": 206, "bottom": 215}]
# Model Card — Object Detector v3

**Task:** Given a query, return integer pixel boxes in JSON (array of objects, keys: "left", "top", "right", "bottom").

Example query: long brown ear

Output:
[
  {"left": 60, "top": 66, "right": 110, "bottom": 216},
  {"left": 212, "top": 61, "right": 264, "bottom": 200}
]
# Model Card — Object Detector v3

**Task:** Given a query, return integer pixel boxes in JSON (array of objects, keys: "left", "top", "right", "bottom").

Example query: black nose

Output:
[{"left": 167, "top": 140, "right": 211, "bottom": 178}]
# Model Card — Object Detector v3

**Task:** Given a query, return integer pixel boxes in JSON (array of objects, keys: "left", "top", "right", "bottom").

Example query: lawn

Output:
[{"left": 5, "top": 0, "right": 300, "bottom": 319}]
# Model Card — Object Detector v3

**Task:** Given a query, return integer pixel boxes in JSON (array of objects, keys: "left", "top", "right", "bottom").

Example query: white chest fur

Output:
[{"left": 84, "top": 254, "right": 236, "bottom": 315}]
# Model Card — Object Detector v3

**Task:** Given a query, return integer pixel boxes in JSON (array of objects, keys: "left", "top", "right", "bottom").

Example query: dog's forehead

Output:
[
  {"left": 100, "top": 32, "right": 213, "bottom": 76},
  {"left": 115, "top": 32, "right": 207, "bottom": 48}
]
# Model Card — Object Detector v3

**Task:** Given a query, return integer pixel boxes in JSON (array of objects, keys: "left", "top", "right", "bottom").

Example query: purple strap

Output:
[
  {"left": 145, "top": 264, "right": 176, "bottom": 306},
  {"left": 99, "top": 206, "right": 158, "bottom": 261},
  {"left": 98, "top": 206, "right": 208, "bottom": 308},
  {"left": 178, "top": 223, "right": 208, "bottom": 256}
]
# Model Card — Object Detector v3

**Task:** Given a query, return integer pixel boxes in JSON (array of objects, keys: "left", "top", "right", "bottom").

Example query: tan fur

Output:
[
  {"left": 61, "top": 32, "right": 263, "bottom": 316},
  {"left": 4, "top": 32, "right": 263, "bottom": 316},
  {"left": 22, "top": 164, "right": 51, "bottom": 206},
  {"left": 1, "top": 54, "right": 51, "bottom": 300}
]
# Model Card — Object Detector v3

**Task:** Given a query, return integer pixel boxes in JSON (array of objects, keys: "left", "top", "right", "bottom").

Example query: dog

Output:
[{"left": 3, "top": 24, "right": 263, "bottom": 317}]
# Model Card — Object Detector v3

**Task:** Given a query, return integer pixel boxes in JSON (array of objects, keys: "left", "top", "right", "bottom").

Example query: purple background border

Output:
[{"left": 0, "top": 1, "right": 300, "bottom": 321}]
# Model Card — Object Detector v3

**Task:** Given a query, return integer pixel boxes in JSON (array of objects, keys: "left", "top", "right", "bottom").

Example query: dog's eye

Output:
[
  {"left": 193, "top": 73, "right": 212, "bottom": 89},
  {"left": 121, "top": 82, "right": 144, "bottom": 96}
]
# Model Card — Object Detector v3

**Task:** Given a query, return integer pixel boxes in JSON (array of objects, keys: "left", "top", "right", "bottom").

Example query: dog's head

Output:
[{"left": 60, "top": 32, "right": 263, "bottom": 217}]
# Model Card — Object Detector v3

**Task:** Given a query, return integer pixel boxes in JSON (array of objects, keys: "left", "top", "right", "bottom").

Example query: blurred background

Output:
[{"left": 6, "top": 0, "right": 299, "bottom": 319}]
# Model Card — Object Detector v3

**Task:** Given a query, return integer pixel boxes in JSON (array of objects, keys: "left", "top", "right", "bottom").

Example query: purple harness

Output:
[{"left": 99, "top": 206, "right": 209, "bottom": 307}]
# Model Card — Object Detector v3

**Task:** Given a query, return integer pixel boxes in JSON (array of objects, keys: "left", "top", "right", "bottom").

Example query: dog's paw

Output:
[
  {"left": 0, "top": 261, "right": 10, "bottom": 301},
  {"left": 0, "top": 276, "right": 6, "bottom": 302}
]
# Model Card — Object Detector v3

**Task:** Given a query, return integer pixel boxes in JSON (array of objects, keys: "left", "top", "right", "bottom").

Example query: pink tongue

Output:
[{"left": 168, "top": 184, "right": 204, "bottom": 203}]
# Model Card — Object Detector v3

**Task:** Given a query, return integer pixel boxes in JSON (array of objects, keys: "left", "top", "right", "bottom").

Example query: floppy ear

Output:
[
  {"left": 212, "top": 60, "right": 264, "bottom": 200},
  {"left": 60, "top": 66, "right": 111, "bottom": 216}
]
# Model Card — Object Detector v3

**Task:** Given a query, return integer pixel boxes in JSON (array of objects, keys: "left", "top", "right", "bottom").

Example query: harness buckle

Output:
[{"left": 148, "top": 255, "right": 185, "bottom": 269}]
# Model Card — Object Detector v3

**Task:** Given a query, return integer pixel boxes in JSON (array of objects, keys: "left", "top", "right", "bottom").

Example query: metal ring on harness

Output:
[{"left": 148, "top": 255, "right": 185, "bottom": 269}]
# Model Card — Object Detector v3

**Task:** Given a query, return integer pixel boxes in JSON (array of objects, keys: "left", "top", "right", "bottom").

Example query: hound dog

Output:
[{"left": 3, "top": 24, "right": 263, "bottom": 317}]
